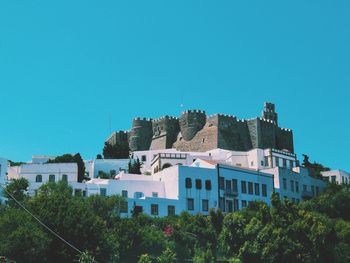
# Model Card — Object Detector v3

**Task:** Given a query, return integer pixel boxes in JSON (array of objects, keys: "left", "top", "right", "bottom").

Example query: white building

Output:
[
  {"left": 7, "top": 163, "right": 78, "bottom": 196},
  {"left": 321, "top": 170, "right": 350, "bottom": 185},
  {"left": 84, "top": 159, "right": 130, "bottom": 178}
]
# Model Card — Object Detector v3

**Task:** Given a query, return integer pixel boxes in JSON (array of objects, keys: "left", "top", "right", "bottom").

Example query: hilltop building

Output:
[{"left": 106, "top": 102, "right": 294, "bottom": 154}]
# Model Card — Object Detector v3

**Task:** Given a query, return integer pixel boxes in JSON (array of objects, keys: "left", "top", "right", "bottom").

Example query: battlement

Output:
[
  {"left": 152, "top": 116, "right": 179, "bottom": 122},
  {"left": 182, "top": 109, "right": 206, "bottom": 114},
  {"left": 133, "top": 117, "right": 153, "bottom": 122}
]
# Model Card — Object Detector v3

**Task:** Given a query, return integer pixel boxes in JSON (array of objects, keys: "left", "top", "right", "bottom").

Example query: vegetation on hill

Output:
[{"left": 0, "top": 180, "right": 349, "bottom": 263}]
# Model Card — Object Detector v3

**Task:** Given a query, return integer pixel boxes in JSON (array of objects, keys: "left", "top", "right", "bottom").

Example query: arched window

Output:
[
  {"left": 36, "top": 174, "right": 42, "bottom": 183},
  {"left": 62, "top": 174, "right": 68, "bottom": 182},
  {"left": 49, "top": 174, "right": 55, "bottom": 182}
]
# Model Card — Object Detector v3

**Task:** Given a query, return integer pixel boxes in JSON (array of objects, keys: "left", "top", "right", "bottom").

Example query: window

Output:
[
  {"left": 202, "top": 199, "right": 209, "bottom": 212},
  {"left": 242, "top": 200, "right": 247, "bottom": 208},
  {"left": 219, "top": 197, "right": 225, "bottom": 212},
  {"left": 241, "top": 181, "right": 247, "bottom": 193},
  {"left": 275, "top": 157, "right": 280, "bottom": 167},
  {"left": 226, "top": 200, "right": 233, "bottom": 212},
  {"left": 290, "top": 180, "right": 295, "bottom": 192},
  {"left": 49, "top": 174, "right": 55, "bottom": 182},
  {"left": 168, "top": 205, "right": 175, "bottom": 216},
  {"left": 289, "top": 160, "right": 294, "bottom": 168},
  {"left": 219, "top": 177, "right": 225, "bottom": 190},
  {"left": 36, "top": 174, "right": 42, "bottom": 183},
  {"left": 233, "top": 199, "right": 239, "bottom": 212},
  {"left": 205, "top": 180, "right": 212, "bottom": 190},
  {"left": 195, "top": 179, "right": 202, "bottom": 190},
  {"left": 254, "top": 183, "right": 260, "bottom": 196},
  {"left": 331, "top": 176, "right": 336, "bottom": 183},
  {"left": 100, "top": 188, "right": 107, "bottom": 196},
  {"left": 152, "top": 192, "right": 158, "bottom": 198},
  {"left": 62, "top": 174, "right": 68, "bottom": 182},
  {"left": 311, "top": 186, "right": 315, "bottom": 195},
  {"left": 248, "top": 182, "right": 253, "bottom": 195},
  {"left": 283, "top": 159, "right": 287, "bottom": 167},
  {"left": 83, "top": 190, "right": 87, "bottom": 197},
  {"left": 250, "top": 161, "right": 254, "bottom": 167},
  {"left": 185, "top": 178, "right": 192, "bottom": 188},
  {"left": 295, "top": 182, "right": 299, "bottom": 193},
  {"left": 283, "top": 178, "right": 287, "bottom": 190},
  {"left": 151, "top": 204, "right": 159, "bottom": 215},
  {"left": 232, "top": 179, "right": 238, "bottom": 192},
  {"left": 121, "top": 201, "right": 128, "bottom": 213},
  {"left": 262, "top": 184, "right": 267, "bottom": 197},
  {"left": 141, "top": 155, "right": 146, "bottom": 162},
  {"left": 303, "top": 184, "right": 307, "bottom": 192},
  {"left": 264, "top": 156, "right": 269, "bottom": 167},
  {"left": 187, "top": 198, "right": 194, "bottom": 211},
  {"left": 225, "top": 180, "right": 232, "bottom": 192},
  {"left": 261, "top": 160, "right": 264, "bottom": 166},
  {"left": 122, "top": 190, "right": 128, "bottom": 198}
]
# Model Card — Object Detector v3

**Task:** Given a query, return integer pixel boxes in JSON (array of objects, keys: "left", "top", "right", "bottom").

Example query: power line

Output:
[{"left": 0, "top": 183, "right": 98, "bottom": 263}]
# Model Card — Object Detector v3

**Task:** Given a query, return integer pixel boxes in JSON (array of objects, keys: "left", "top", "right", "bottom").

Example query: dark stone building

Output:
[{"left": 106, "top": 102, "right": 294, "bottom": 153}]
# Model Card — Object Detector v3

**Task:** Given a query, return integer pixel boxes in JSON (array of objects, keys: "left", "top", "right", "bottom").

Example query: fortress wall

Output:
[
  {"left": 150, "top": 116, "right": 180, "bottom": 150},
  {"left": 129, "top": 118, "right": 153, "bottom": 151},
  {"left": 180, "top": 110, "right": 206, "bottom": 141}
]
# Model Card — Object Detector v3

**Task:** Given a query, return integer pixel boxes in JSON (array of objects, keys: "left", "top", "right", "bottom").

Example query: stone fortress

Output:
[{"left": 106, "top": 102, "right": 294, "bottom": 153}]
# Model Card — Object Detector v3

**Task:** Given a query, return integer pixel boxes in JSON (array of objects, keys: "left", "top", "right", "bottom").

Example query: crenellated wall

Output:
[{"left": 150, "top": 116, "right": 180, "bottom": 150}]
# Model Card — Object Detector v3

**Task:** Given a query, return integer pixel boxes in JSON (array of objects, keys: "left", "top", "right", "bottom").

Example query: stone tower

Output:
[
  {"left": 129, "top": 118, "right": 153, "bottom": 151},
  {"left": 150, "top": 116, "right": 180, "bottom": 150},
  {"left": 262, "top": 102, "right": 278, "bottom": 124},
  {"left": 179, "top": 110, "right": 206, "bottom": 141}
]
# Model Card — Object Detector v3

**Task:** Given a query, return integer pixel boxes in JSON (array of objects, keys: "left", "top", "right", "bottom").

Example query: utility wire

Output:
[{"left": 0, "top": 183, "right": 98, "bottom": 263}]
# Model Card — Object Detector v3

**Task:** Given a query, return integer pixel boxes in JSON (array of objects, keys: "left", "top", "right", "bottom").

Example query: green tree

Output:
[
  {"left": 138, "top": 254, "right": 153, "bottom": 263},
  {"left": 4, "top": 178, "right": 29, "bottom": 207},
  {"left": 103, "top": 142, "right": 129, "bottom": 159},
  {"left": 157, "top": 248, "right": 177, "bottom": 263},
  {"left": 128, "top": 158, "right": 142, "bottom": 174}
]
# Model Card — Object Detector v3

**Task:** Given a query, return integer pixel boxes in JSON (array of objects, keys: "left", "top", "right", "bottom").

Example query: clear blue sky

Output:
[{"left": 0, "top": 1, "right": 349, "bottom": 170}]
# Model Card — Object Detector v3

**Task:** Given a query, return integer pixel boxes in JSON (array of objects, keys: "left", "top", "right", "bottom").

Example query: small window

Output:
[
  {"left": 275, "top": 157, "right": 280, "bottom": 167},
  {"left": 283, "top": 159, "right": 287, "bottom": 167},
  {"left": 187, "top": 198, "right": 194, "bottom": 211},
  {"left": 289, "top": 160, "right": 294, "bottom": 168},
  {"left": 233, "top": 199, "right": 239, "bottom": 212},
  {"left": 202, "top": 199, "right": 209, "bottom": 212},
  {"left": 219, "top": 177, "right": 225, "bottom": 190},
  {"left": 232, "top": 179, "right": 238, "bottom": 192},
  {"left": 264, "top": 156, "right": 269, "bottom": 167},
  {"left": 62, "top": 174, "right": 68, "bottom": 182},
  {"left": 241, "top": 200, "right": 247, "bottom": 208},
  {"left": 205, "top": 180, "right": 212, "bottom": 190},
  {"left": 36, "top": 174, "right": 42, "bottom": 183},
  {"left": 248, "top": 182, "right": 253, "bottom": 195},
  {"left": 185, "top": 178, "right": 192, "bottom": 188},
  {"left": 49, "top": 174, "right": 55, "bottom": 182},
  {"left": 295, "top": 182, "right": 299, "bottom": 193},
  {"left": 250, "top": 161, "right": 254, "bottom": 166},
  {"left": 303, "top": 184, "right": 307, "bottom": 192},
  {"left": 241, "top": 181, "right": 247, "bottom": 193},
  {"left": 254, "top": 183, "right": 260, "bottom": 196},
  {"left": 151, "top": 204, "right": 159, "bottom": 215},
  {"left": 122, "top": 190, "right": 128, "bottom": 198},
  {"left": 283, "top": 178, "right": 287, "bottom": 190},
  {"left": 261, "top": 160, "right": 264, "bottom": 166},
  {"left": 262, "top": 184, "right": 267, "bottom": 197},
  {"left": 141, "top": 155, "right": 146, "bottom": 162},
  {"left": 195, "top": 179, "right": 202, "bottom": 190},
  {"left": 152, "top": 192, "right": 158, "bottom": 198},
  {"left": 290, "top": 180, "right": 295, "bottom": 192},
  {"left": 168, "top": 205, "right": 175, "bottom": 216},
  {"left": 100, "top": 188, "right": 107, "bottom": 197}
]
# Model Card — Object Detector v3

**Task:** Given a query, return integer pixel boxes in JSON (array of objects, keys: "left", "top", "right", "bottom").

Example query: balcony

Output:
[{"left": 224, "top": 189, "right": 238, "bottom": 197}]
